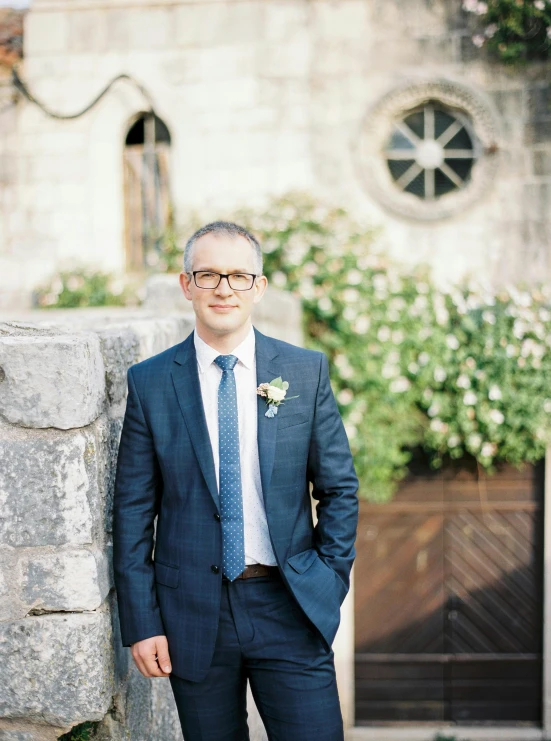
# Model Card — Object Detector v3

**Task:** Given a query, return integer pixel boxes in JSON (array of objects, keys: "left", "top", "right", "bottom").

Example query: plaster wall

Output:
[{"left": 0, "top": 0, "right": 549, "bottom": 308}]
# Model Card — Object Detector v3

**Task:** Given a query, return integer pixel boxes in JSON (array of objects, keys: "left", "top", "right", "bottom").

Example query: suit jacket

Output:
[{"left": 113, "top": 326, "right": 359, "bottom": 681}]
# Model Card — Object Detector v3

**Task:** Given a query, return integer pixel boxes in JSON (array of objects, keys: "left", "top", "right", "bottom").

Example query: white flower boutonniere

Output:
[{"left": 256, "top": 376, "right": 299, "bottom": 417}]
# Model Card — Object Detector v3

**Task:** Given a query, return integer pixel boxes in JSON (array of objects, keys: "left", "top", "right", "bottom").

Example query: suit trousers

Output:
[{"left": 168, "top": 572, "right": 344, "bottom": 741}]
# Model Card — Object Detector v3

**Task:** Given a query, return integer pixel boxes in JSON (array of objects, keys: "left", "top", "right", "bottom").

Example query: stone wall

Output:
[
  {"left": 0, "top": 0, "right": 549, "bottom": 307},
  {"left": 0, "top": 286, "right": 316, "bottom": 740}
]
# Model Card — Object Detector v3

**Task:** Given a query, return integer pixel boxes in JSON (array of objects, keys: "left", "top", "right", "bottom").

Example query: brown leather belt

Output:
[{"left": 233, "top": 564, "right": 279, "bottom": 580}]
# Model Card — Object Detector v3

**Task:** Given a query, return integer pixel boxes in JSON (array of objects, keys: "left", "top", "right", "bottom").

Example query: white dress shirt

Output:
[{"left": 194, "top": 325, "right": 277, "bottom": 566}]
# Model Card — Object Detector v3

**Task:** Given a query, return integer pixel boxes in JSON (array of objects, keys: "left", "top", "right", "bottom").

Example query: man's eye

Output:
[{"left": 201, "top": 272, "right": 215, "bottom": 278}]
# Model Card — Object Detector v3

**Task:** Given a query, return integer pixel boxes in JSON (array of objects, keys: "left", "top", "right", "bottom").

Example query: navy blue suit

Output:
[{"left": 113, "top": 326, "right": 359, "bottom": 737}]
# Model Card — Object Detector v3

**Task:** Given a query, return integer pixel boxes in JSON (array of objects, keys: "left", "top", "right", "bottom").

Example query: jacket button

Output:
[
  {"left": 214, "top": 513, "right": 221, "bottom": 522},
  {"left": 211, "top": 565, "right": 220, "bottom": 574}
]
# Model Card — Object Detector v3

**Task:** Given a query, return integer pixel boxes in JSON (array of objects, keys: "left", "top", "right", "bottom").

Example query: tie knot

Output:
[{"left": 214, "top": 354, "right": 238, "bottom": 372}]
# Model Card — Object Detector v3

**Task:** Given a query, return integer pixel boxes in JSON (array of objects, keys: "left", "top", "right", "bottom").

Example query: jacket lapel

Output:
[
  {"left": 254, "top": 327, "right": 281, "bottom": 506},
  {"left": 171, "top": 331, "right": 220, "bottom": 511}
]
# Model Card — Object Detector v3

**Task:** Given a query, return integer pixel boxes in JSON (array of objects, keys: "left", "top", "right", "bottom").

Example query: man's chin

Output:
[{"left": 201, "top": 315, "right": 245, "bottom": 336}]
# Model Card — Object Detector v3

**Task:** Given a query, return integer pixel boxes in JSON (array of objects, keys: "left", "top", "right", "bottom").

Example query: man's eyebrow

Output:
[{"left": 195, "top": 267, "right": 254, "bottom": 273}]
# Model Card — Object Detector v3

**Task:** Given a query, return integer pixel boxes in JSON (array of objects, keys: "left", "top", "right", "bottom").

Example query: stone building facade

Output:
[{"left": 0, "top": 0, "right": 549, "bottom": 308}]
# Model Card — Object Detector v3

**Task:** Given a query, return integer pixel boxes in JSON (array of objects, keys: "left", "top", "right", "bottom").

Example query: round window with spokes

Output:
[{"left": 385, "top": 103, "right": 478, "bottom": 201}]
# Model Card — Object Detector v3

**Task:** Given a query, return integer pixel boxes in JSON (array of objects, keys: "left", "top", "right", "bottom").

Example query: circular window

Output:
[
  {"left": 357, "top": 80, "right": 501, "bottom": 220},
  {"left": 385, "top": 104, "right": 477, "bottom": 201}
]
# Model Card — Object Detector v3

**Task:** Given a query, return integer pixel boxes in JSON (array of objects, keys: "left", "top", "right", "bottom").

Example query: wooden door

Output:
[
  {"left": 354, "top": 455, "right": 544, "bottom": 725},
  {"left": 123, "top": 143, "right": 171, "bottom": 271}
]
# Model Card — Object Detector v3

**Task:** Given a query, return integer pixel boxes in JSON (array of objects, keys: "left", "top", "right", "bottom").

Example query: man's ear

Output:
[
  {"left": 253, "top": 275, "right": 268, "bottom": 304},
  {"left": 179, "top": 272, "right": 193, "bottom": 301}
]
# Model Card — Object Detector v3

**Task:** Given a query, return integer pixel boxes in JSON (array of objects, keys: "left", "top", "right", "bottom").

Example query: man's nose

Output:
[{"left": 214, "top": 276, "right": 234, "bottom": 295}]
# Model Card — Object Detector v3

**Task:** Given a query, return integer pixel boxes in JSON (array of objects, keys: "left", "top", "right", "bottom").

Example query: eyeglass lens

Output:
[{"left": 195, "top": 272, "right": 255, "bottom": 290}]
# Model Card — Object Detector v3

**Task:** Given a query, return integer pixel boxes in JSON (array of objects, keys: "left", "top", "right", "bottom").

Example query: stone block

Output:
[
  {"left": 199, "top": 76, "right": 258, "bottom": 110},
  {"left": 126, "top": 7, "right": 175, "bottom": 51},
  {"left": 175, "top": 2, "right": 263, "bottom": 48},
  {"left": 0, "top": 546, "right": 19, "bottom": 622},
  {"left": 108, "top": 592, "right": 131, "bottom": 691},
  {"left": 67, "top": 10, "right": 107, "bottom": 54},
  {"left": 0, "top": 610, "right": 114, "bottom": 726},
  {"left": 0, "top": 154, "right": 16, "bottom": 186},
  {"left": 105, "top": 9, "right": 130, "bottom": 52},
  {"left": 174, "top": 3, "right": 216, "bottom": 47},
  {"left": 150, "top": 676, "right": 182, "bottom": 741},
  {"left": 20, "top": 549, "right": 110, "bottom": 613},
  {"left": 258, "top": 38, "right": 311, "bottom": 79},
  {"left": 489, "top": 88, "right": 524, "bottom": 120},
  {"left": 191, "top": 45, "right": 258, "bottom": 84},
  {"left": 0, "top": 330, "right": 105, "bottom": 429},
  {"left": 22, "top": 131, "right": 86, "bottom": 157},
  {"left": 96, "top": 327, "right": 140, "bottom": 406},
  {"left": 99, "top": 420, "right": 123, "bottom": 536},
  {"left": 532, "top": 149, "right": 551, "bottom": 177},
  {"left": 311, "top": 38, "right": 366, "bottom": 78},
  {"left": 521, "top": 220, "right": 551, "bottom": 253},
  {"left": 265, "top": 2, "right": 308, "bottom": 42},
  {"left": 0, "top": 426, "right": 95, "bottom": 547},
  {"left": 26, "top": 149, "right": 89, "bottom": 185},
  {"left": 124, "top": 663, "right": 154, "bottom": 740},
  {"left": 524, "top": 183, "right": 551, "bottom": 222},
  {"left": 525, "top": 121, "right": 551, "bottom": 145},
  {"left": 311, "top": 0, "right": 370, "bottom": 40},
  {"left": 497, "top": 148, "right": 529, "bottom": 178},
  {"left": 528, "top": 82, "right": 551, "bottom": 120},
  {"left": 415, "top": 34, "right": 458, "bottom": 65},
  {"left": 0, "top": 724, "right": 60, "bottom": 741},
  {"left": 127, "top": 316, "right": 193, "bottom": 364},
  {"left": 24, "top": 12, "right": 68, "bottom": 55}
]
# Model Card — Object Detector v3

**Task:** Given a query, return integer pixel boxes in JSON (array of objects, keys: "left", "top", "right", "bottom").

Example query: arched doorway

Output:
[{"left": 123, "top": 112, "right": 171, "bottom": 271}]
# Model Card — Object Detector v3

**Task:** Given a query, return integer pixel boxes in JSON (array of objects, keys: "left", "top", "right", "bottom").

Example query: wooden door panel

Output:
[
  {"left": 354, "top": 457, "right": 544, "bottom": 725},
  {"left": 355, "top": 511, "right": 445, "bottom": 652}
]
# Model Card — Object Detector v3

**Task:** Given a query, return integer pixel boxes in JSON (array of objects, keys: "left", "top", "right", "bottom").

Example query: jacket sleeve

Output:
[
  {"left": 307, "top": 351, "right": 359, "bottom": 599},
  {"left": 112, "top": 366, "right": 165, "bottom": 647}
]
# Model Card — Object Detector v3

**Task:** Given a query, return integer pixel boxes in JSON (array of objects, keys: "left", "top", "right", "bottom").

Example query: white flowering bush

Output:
[
  {"left": 80, "top": 192, "right": 550, "bottom": 501},
  {"left": 236, "top": 193, "right": 551, "bottom": 501},
  {"left": 462, "top": 0, "right": 551, "bottom": 64},
  {"left": 409, "top": 285, "right": 551, "bottom": 470}
]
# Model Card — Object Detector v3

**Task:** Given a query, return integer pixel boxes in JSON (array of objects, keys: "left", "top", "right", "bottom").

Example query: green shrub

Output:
[
  {"left": 33, "top": 269, "right": 137, "bottom": 309},
  {"left": 462, "top": 0, "right": 551, "bottom": 65},
  {"left": 57, "top": 721, "right": 98, "bottom": 741}
]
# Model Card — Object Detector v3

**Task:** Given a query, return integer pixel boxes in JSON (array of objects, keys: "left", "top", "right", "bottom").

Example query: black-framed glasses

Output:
[{"left": 190, "top": 271, "right": 257, "bottom": 291}]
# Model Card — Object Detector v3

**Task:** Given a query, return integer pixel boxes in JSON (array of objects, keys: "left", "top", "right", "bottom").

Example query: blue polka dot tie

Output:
[{"left": 214, "top": 354, "right": 245, "bottom": 581}]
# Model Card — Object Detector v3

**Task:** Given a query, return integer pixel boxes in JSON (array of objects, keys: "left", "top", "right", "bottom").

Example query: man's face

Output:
[{"left": 179, "top": 232, "right": 267, "bottom": 338}]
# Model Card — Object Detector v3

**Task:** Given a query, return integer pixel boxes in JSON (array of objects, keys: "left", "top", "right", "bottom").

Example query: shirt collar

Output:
[{"left": 194, "top": 325, "right": 255, "bottom": 374}]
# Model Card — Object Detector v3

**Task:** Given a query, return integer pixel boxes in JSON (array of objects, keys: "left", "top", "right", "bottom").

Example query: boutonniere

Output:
[{"left": 256, "top": 376, "right": 299, "bottom": 418}]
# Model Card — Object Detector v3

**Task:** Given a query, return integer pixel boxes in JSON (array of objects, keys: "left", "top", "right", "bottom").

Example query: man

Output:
[{"left": 113, "top": 221, "right": 359, "bottom": 741}]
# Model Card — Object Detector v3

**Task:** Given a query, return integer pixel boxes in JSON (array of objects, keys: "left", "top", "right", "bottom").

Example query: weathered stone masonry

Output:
[{"left": 0, "top": 288, "right": 304, "bottom": 740}]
